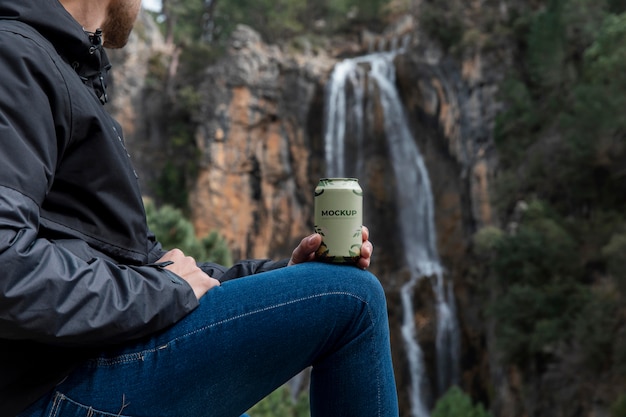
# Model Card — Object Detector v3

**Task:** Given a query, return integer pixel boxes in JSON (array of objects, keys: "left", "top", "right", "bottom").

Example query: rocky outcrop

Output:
[
  {"left": 187, "top": 25, "right": 338, "bottom": 260},
  {"left": 108, "top": 10, "right": 176, "bottom": 196}
]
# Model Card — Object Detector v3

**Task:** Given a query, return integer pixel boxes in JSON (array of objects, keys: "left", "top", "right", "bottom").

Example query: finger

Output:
[
  {"left": 356, "top": 253, "right": 371, "bottom": 269},
  {"left": 289, "top": 234, "right": 322, "bottom": 265},
  {"left": 360, "top": 240, "right": 373, "bottom": 260},
  {"left": 361, "top": 225, "right": 369, "bottom": 242},
  {"left": 157, "top": 248, "right": 184, "bottom": 263}
]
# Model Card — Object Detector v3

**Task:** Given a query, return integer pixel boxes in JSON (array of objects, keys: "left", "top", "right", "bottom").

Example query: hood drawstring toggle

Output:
[{"left": 83, "top": 28, "right": 110, "bottom": 104}]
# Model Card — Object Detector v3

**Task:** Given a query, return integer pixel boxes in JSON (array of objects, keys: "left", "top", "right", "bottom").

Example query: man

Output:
[{"left": 0, "top": 0, "right": 399, "bottom": 416}]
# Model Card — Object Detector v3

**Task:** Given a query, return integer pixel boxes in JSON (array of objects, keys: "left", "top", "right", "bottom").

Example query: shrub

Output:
[
  {"left": 246, "top": 384, "right": 309, "bottom": 417},
  {"left": 432, "top": 386, "right": 491, "bottom": 417},
  {"left": 145, "top": 199, "right": 233, "bottom": 266},
  {"left": 573, "top": 291, "right": 619, "bottom": 370},
  {"left": 602, "top": 231, "right": 626, "bottom": 293},
  {"left": 472, "top": 226, "right": 504, "bottom": 257},
  {"left": 488, "top": 200, "right": 589, "bottom": 365},
  {"left": 611, "top": 394, "right": 626, "bottom": 417}
]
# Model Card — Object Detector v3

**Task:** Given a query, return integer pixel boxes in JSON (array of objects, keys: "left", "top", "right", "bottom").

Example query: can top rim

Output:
[{"left": 319, "top": 177, "right": 359, "bottom": 181}]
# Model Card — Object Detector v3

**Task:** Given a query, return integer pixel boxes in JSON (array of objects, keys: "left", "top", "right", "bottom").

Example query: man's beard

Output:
[{"left": 102, "top": 0, "right": 141, "bottom": 49}]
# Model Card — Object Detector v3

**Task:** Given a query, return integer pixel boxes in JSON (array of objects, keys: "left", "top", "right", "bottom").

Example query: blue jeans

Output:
[{"left": 19, "top": 262, "right": 399, "bottom": 417}]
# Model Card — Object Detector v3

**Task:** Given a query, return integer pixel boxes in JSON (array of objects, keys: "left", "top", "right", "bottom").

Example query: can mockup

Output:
[{"left": 314, "top": 178, "right": 363, "bottom": 263}]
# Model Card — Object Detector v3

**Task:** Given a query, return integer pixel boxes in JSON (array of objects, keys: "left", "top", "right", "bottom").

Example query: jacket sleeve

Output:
[
  {"left": 219, "top": 259, "right": 290, "bottom": 282},
  {"left": 0, "top": 31, "right": 198, "bottom": 347},
  {"left": 146, "top": 231, "right": 289, "bottom": 282}
]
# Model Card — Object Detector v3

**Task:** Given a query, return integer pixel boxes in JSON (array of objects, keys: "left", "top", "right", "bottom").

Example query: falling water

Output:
[{"left": 323, "top": 47, "right": 460, "bottom": 415}]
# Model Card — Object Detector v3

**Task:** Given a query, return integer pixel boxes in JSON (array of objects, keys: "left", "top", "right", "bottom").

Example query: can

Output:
[{"left": 314, "top": 178, "right": 363, "bottom": 263}]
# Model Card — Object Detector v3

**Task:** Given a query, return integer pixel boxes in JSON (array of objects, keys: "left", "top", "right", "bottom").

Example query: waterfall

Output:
[{"left": 323, "top": 48, "right": 461, "bottom": 415}]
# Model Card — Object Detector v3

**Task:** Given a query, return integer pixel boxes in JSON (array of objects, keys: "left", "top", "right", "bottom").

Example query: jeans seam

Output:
[
  {"left": 48, "top": 392, "right": 63, "bottom": 417},
  {"left": 48, "top": 392, "right": 133, "bottom": 417},
  {"left": 92, "top": 291, "right": 374, "bottom": 367}
]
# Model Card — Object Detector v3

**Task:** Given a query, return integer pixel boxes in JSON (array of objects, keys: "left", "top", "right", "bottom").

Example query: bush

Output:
[
  {"left": 488, "top": 200, "right": 589, "bottom": 365},
  {"left": 432, "top": 386, "right": 491, "bottom": 417},
  {"left": 246, "top": 384, "right": 309, "bottom": 417},
  {"left": 419, "top": 1, "right": 465, "bottom": 53},
  {"left": 611, "top": 394, "right": 626, "bottom": 417},
  {"left": 573, "top": 291, "right": 619, "bottom": 370},
  {"left": 492, "top": 200, "right": 578, "bottom": 287},
  {"left": 145, "top": 199, "right": 233, "bottom": 266},
  {"left": 602, "top": 231, "right": 626, "bottom": 292},
  {"left": 472, "top": 226, "right": 504, "bottom": 257}
]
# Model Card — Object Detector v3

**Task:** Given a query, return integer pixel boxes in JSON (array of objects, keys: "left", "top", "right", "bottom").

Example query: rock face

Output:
[
  {"left": 187, "top": 25, "right": 337, "bottom": 260},
  {"left": 108, "top": 10, "right": 179, "bottom": 197}
]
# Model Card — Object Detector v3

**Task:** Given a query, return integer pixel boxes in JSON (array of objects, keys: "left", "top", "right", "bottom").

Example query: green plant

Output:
[
  {"left": 432, "top": 386, "right": 491, "bottom": 417},
  {"left": 573, "top": 291, "right": 619, "bottom": 370},
  {"left": 472, "top": 226, "right": 504, "bottom": 257},
  {"left": 419, "top": 1, "right": 464, "bottom": 53},
  {"left": 145, "top": 199, "right": 233, "bottom": 266},
  {"left": 246, "top": 384, "right": 309, "bottom": 417},
  {"left": 611, "top": 394, "right": 626, "bottom": 417},
  {"left": 488, "top": 200, "right": 591, "bottom": 365},
  {"left": 488, "top": 0, "right": 626, "bottom": 391},
  {"left": 602, "top": 231, "right": 626, "bottom": 290}
]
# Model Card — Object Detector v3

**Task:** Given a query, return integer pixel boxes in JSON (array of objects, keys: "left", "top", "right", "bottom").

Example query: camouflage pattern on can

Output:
[{"left": 314, "top": 178, "right": 363, "bottom": 263}]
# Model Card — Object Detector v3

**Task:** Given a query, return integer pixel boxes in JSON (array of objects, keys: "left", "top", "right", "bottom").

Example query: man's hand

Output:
[
  {"left": 288, "top": 226, "right": 374, "bottom": 269},
  {"left": 157, "top": 249, "right": 220, "bottom": 300}
]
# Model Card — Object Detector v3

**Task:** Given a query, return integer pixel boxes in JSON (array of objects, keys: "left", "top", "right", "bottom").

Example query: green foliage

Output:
[
  {"left": 419, "top": 1, "right": 465, "bottom": 53},
  {"left": 488, "top": 200, "right": 588, "bottom": 365},
  {"left": 602, "top": 231, "right": 626, "bottom": 293},
  {"left": 495, "top": 2, "right": 626, "bottom": 211},
  {"left": 573, "top": 291, "right": 619, "bottom": 370},
  {"left": 154, "top": 161, "right": 190, "bottom": 211},
  {"left": 160, "top": 0, "right": 209, "bottom": 44},
  {"left": 246, "top": 385, "right": 309, "bottom": 417},
  {"left": 432, "top": 386, "right": 492, "bottom": 417},
  {"left": 472, "top": 226, "right": 504, "bottom": 257},
  {"left": 611, "top": 394, "right": 626, "bottom": 417},
  {"left": 492, "top": 201, "right": 578, "bottom": 286},
  {"left": 212, "top": 0, "right": 391, "bottom": 42},
  {"left": 151, "top": 89, "right": 202, "bottom": 211},
  {"left": 214, "top": 0, "right": 306, "bottom": 42},
  {"left": 490, "top": 1, "right": 626, "bottom": 387},
  {"left": 145, "top": 199, "right": 233, "bottom": 266},
  {"left": 490, "top": 282, "right": 587, "bottom": 365},
  {"left": 526, "top": 0, "right": 568, "bottom": 89}
]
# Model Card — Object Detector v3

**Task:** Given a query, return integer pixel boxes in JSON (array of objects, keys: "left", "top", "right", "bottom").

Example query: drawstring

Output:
[
  {"left": 88, "top": 28, "right": 103, "bottom": 47},
  {"left": 80, "top": 28, "right": 109, "bottom": 104}
]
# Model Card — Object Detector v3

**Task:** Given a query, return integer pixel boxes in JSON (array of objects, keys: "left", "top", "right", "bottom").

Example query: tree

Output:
[
  {"left": 432, "top": 386, "right": 491, "bottom": 417},
  {"left": 246, "top": 385, "right": 309, "bottom": 417},
  {"left": 145, "top": 199, "right": 233, "bottom": 266}
]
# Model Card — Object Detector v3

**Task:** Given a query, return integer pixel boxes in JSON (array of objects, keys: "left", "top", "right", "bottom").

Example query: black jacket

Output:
[{"left": 0, "top": 1, "right": 286, "bottom": 414}]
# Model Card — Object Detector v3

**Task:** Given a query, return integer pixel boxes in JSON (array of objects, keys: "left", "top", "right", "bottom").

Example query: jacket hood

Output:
[{"left": 0, "top": 0, "right": 111, "bottom": 103}]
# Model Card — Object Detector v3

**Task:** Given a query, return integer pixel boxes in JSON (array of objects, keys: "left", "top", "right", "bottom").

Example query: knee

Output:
[
  {"left": 359, "top": 270, "right": 388, "bottom": 311},
  {"left": 333, "top": 266, "right": 388, "bottom": 315},
  {"left": 297, "top": 262, "right": 388, "bottom": 316}
]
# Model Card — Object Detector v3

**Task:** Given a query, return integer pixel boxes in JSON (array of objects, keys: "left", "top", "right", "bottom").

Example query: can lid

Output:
[{"left": 319, "top": 177, "right": 359, "bottom": 182}]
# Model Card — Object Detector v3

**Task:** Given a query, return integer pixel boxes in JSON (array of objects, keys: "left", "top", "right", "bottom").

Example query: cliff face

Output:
[
  {"left": 187, "top": 26, "right": 333, "bottom": 260},
  {"left": 108, "top": 11, "right": 174, "bottom": 195}
]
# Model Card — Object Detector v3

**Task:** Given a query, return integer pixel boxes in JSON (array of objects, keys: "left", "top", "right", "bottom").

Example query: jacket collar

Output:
[{"left": 0, "top": 0, "right": 111, "bottom": 103}]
